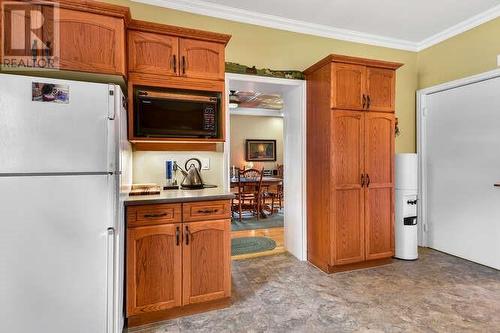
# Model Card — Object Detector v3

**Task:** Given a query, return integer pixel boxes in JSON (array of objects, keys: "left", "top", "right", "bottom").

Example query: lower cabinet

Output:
[
  {"left": 182, "top": 220, "right": 231, "bottom": 305},
  {"left": 127, "top": 224, "right": 182, "bottom": 316},
  {"left": 126, "top": 200, "right": 231, "bottom": 324}
]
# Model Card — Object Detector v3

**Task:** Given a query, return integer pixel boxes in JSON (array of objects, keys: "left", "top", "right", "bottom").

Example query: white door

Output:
[
  {"left": 0, "top": 175, "right": 114, "bottom": 333},
  {"left": 425, "top": 77, "right": 500, "bottom": 269},
  {"left": 0, "top": 74, "right": 113, "bottom": 173}
]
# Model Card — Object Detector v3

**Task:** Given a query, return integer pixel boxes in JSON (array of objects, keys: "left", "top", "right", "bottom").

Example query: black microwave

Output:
[{"left": 134, "top": 87, "right": 220, "bottom": 138}]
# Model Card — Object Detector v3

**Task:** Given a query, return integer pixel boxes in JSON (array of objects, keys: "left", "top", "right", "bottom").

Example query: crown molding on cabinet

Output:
[{"left": 133, "top": 0, "right": 500, "bottom": 52}]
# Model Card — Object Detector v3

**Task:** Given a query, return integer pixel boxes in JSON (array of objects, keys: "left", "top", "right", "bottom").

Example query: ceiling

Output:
[{"left": 135, "top": 0, "right": 500, "bottom": 51}]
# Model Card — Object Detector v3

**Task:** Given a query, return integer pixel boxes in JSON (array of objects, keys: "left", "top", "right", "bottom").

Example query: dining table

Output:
[
  {"left": 230, "top": 176, "right": 283, "bottom": 218},
  {"left": 230, "top": 176, "right": 283, "bottom": 187}
]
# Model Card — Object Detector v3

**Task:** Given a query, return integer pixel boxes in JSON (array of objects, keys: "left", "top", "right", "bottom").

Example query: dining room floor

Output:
[{"left": 126, "top": 248, "right": 500, "bottom": 333}]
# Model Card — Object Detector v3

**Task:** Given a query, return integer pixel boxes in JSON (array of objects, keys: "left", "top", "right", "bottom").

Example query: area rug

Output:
[
  {"left": 231, "top": 237, "right": 277, "bottom": 256},
  {"left": 231, "top": 211, "right": 284, "bottom": 231}
]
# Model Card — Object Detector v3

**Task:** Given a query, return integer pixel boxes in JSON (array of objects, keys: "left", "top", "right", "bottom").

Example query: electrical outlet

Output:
[{"left": 200, "top": 157, "right": 210, "bottom": 170}]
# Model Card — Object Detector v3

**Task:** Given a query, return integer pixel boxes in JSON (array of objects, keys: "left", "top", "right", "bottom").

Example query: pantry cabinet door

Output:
[
  {"left": 182, "top": 220, "right": 231, "bottom": 305},
  {"left": 331, "top": 63, "right": 366, "bottom": 110},
  {"left": 331, "top": 110, "right": 365, "bottom": 265},
  {"left": 366, "top": 67, "right": 396, "bottom": 112},
  {"left": 364, "top": 112, "right": 395, "bottom": 260}
]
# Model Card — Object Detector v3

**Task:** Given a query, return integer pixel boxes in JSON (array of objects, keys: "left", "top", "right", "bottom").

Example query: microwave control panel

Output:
[{"left": 203, "top": 104, "right": 217, "bottom": 132}]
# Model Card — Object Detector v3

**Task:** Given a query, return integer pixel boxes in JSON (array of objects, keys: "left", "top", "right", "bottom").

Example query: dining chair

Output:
[{"left": 232, "top": 168, "right": 264, "bottom": 222}]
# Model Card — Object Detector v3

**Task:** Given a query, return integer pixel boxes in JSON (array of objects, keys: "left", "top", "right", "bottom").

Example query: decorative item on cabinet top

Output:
[{"left": 226, "top": 62, "right": 305, "bottom": 80}]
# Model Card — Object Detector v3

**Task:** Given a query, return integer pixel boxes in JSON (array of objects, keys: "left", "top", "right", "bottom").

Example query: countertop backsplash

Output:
[{"left": 132, "top": 150, "right": 225, "bottom": 187}]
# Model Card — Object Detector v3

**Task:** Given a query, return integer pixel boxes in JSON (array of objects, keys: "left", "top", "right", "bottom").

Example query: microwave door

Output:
[{"left": 135, "top": 92, "right": 218, "bottom": 138}]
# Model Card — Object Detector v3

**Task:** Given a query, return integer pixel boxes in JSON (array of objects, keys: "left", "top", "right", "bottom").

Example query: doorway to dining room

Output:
[{"left": 224, "top": 73, "right": 306, "bottom": 261}]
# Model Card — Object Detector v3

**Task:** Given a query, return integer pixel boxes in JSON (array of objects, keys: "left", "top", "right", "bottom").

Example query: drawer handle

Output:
[
  {"left": 143, "top": 213, "right": 168, "bottom": 218},
  {"left": 197, "top": 209, "right": 218, "bottom": 214}
]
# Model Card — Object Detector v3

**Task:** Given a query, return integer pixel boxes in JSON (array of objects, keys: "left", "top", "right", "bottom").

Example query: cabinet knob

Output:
[{"left": 172, "top": 54, "right": 177, "bottom": 73}]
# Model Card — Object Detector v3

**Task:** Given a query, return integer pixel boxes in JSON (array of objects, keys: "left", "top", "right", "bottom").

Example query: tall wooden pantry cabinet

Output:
[{"left": 305, "top": 54, "right": 403, "bottom": 273}]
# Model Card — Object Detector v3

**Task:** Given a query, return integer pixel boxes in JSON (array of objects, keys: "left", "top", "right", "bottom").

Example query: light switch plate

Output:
[
  {"left": 200, "top": 157, "right": 210, "bottom": 170},
  {"left": 497, "top": 54, "right": 500, "bottom": 67}
]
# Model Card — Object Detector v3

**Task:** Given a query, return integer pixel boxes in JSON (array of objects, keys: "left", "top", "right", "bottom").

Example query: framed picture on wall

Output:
[{"left": 245, "top": 139, "right": 277, "bottom": 161}]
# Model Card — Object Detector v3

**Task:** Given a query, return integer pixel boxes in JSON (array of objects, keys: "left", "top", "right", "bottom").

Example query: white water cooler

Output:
[{"left": 395, "top": 153, "right": 418, "bottom": 260}]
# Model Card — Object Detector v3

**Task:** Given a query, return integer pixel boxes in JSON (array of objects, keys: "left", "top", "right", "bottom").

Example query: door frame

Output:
[
  {"left": 224, "top": 73, "right": 307, "bottom": 260},
  {"left": 417, "top": 67, "right": 500, "bottom": 247}
]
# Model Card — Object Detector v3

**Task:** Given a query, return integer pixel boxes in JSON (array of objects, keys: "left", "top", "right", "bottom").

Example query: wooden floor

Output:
[{"left": 231, "top": 227, "right": 285, "bottom": 260}]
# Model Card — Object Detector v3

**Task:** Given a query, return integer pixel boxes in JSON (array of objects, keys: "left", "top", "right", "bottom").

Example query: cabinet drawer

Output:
[
  {"left": 182, "top": 200, "right": 231, "bottom": 222},
  {"left": 127, "top": 204, "right": 182, "bottom": 227}
]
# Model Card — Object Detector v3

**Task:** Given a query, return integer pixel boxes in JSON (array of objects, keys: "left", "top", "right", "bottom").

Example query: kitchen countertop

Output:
[{"left": 124, "top": 187, "right": 235, "bottom": 206}]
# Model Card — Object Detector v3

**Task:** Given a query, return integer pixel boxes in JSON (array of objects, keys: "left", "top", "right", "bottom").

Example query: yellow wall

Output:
[
  {"left": 418, "top": 17, "right": 500, "bottom": 89},
  {"left": 104, "top": 0, "right": 418, "bottom": 153},
  {"left": 230, "top": 115, "right": 283, "bottom": 170}
]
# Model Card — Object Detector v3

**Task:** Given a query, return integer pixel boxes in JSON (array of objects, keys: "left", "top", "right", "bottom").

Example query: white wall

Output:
[{"left": 132, "top": 150, "right": 225, "bottom": 187}]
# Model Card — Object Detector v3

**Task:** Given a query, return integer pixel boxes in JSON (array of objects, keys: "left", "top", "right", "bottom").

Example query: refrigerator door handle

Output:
[{"left": 106, "top": 227, "right": 115, "bottom": 333}]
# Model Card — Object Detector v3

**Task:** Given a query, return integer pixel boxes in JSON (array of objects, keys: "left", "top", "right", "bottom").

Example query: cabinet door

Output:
[
  {"left": 44, "top": 8, "right": 125, "bottom": 75},
  {"left": 364, "top": 112, "right": 395, "bottom": 260},
  {"left": 179, "top": 38, "right": 225, "bottom": 80},
  {"left": 182, "top": 220, "right": 231, "bottom": 305},
  {"left": 128, "top": 31, "right": 179, "bottom": 76},
  {"left": 332, "top": 110, "right": 365, "bottom": 265},
  {"left": 366, "top": 67, "right": 395, "bottom": 112},
  {"left": 127, "top": 224, "right": 182, "bottom": 316},
  {"left": 331, "top": 63, "right": 366, "bottom": 110}
]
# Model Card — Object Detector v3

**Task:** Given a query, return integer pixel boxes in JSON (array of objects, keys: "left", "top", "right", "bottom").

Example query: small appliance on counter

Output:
[
  {"left": 174, "top": 158, "right": 217, "bottom": 190},
  {"left": 395, "top": 153, "right": 418, "bottom": 260}
]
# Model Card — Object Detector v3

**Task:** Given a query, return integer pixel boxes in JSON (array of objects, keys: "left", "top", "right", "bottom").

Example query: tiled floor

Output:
[{"left": 127, "top": 248, "right": 500, "bottom": 333}]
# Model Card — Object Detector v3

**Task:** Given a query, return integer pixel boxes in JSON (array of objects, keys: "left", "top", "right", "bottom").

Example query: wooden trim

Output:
[
  {"left": 54, "top": 0, "right": 131, "bottom": 22},
  {"left": 132, "top": 141, "right": 218, "bottom": 152},
  {"left": 304, "top": 54, "right": 403, "bottom": 74},
  {"left": 127, "top": 297, "right": 231, "bottom": 328},
  {"left": 128, "top": 72, "right": 226, "bottom": 90},
  {"left": 328, "top": 258, "right": 393, "bottom": 273},
  {"left": 128, "top": 19, "right": 231, "bottom": 45}
]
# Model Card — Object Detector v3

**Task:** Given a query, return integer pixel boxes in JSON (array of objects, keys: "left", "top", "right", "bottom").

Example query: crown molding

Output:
[
  {"left": 132, "top": 0, "right": 500, "bottom": 53},
  {"left": 132, "top": 0, "right": 418, "bottom": 51},
  {"left": 416, "top": 4, "right": 500, "bottom": 51}
]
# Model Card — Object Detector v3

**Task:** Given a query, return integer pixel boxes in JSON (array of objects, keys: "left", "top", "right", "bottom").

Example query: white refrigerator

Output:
[{"left": 0, "top": 74, "right": 132, "bottom": 333}]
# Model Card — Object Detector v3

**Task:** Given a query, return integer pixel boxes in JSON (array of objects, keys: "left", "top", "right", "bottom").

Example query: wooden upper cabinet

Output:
[
  {"left": 331, "top": 63, "right": 366, "bottom": 110},
  {"left": 179, "top": 39, "right": 225, "bottom": 80},
  {"left": 128, "top": 31, "right": 178, "bottom": 76},
  {"left": 182, "top": 220, "right": 231, "bottom": 305},
  {"left": 127, "top": 224, "right": 182, "bottom": 316},
  {"left": 364, "top": 112, "right": 395, "bottom": 260},
  {"left": 366, "top": 67, "right": 396, "bottom": 112},
  {"left": 46, "top": 7, "right": 126, "bottom": 76},
  {"left": 332, "top": 110, "right": 365, "bottom": 265}
]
